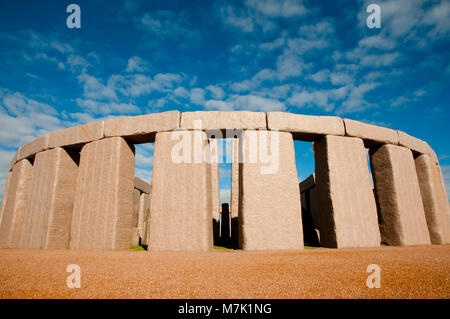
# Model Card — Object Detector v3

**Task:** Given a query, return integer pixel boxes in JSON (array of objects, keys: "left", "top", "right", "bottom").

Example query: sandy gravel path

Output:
[{"left": 0, "top": 245, "right": 448, "bottom": 299}]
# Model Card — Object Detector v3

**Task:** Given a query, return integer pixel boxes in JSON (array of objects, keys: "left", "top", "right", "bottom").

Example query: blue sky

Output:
[{"left": 0, "top": 0, "right": 449, "bottom": 203}]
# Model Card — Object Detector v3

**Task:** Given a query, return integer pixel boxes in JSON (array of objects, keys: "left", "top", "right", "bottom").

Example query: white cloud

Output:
[
  {"left": 190, "top": 88, "right": 206, "bottom": 105},
  {"left": 135, "top": 10, "right": 201, "bottom": 45},
  {"left": 359, "top": 52, "right": 400, "bottom": 67},
  {"left": 126, "top": 56, "right": 149, "bottom": 73},
  {"left": 246, "top": 0, "right": 307, "bottom": 18},
  {"left": 308, "top": 69, "right": 330, "bottom": 83},
  {"left": 276, "top": 50, "right": 306, "bottom": 80},
  {"left": 358, "top": 35, "right": 396, "bottom": 50},
  {"left": 75, "top": 98, "right": 140, "bottom": 115},
  {"left": 339, "top": 82, "right": 380, "bottom": 113},
  {"left": 206, "top": 85, "right": 226, "bottom": 100},
  {"left": 77, "top": 73, "right": 118, "bottom": 101}
]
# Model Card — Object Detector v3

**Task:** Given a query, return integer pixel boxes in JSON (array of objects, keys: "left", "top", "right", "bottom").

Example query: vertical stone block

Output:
[
  {"left": 0, "top": 159, "right": 33, "bottom": 248},
  {"left": 230, "top": 138, "right": 239, "bottom": 219},
  {"left": 239, "top": 130, "right": 303, "bottom": 250},
  {"left": 210, "top": 139, "right": 220, "bottom": 222},
  {"left": 370, "top": 144, "right": 431, "bottom": 246},
  {"left": 148, "top": 130, "right": 212, "bottom": 251},
  {"left": 415, "top": 154, "right": 450, "bottom": 244},
  {"left": 138, "top": 193, "right": 150, "bottom": 241},
  {"left": 131, "top": 227, "right": 140, "bottom": 247},
  {"left": 19, "top": 148, "right": 79, "bottom": 249},
  {"left": 0, "top": 171, "right": 12, "bottom": 226},
  {"left": 132, "top": 188, "right": 140, "bottom": 228},
  {"left": 70, "top": 137, "right": 135, "bottom": 250},
  {"left": 314, "top": 135, "right": 380, "bottom": 248}
]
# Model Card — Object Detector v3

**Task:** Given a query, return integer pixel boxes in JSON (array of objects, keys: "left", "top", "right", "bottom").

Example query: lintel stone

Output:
[
  {"left": 49, "top": 121, "right": 104, "bottom": 150},
  {"left": 181, "top": 111, "right": 266, "bottom": 131},
  {"left": 17, "top": 134, "right": 49, "bottom": 161},
  {"left": 267, "top": 112, "right": 345, "bottom": 141},
  {"left": 104, "top": 111, "right": 180, "bottom": 143},
  {"left": 344, "top": 119, "right": 399, "bottom": 146}
]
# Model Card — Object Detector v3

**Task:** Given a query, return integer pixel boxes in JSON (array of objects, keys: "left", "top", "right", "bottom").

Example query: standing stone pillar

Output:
[
  {"left": 210, "top": 138, "right": 220, "bottom": 221},
  {"left": 209, "top": 138, "right": 220, "bottom": 244},
  {"left": 138, "top": 192, "right": 150, "bottom": 242},
  {"left": 230, "top": 138, "right": 239, "bottom": 219},
  {"left": 414, "top": 154, "right": 450, "bottom": 244},
  {"left": 19, "top": 148, "right": 79, "bottom": 249},
  {"left": 370, "top": 144, "right": 430, "bottom": 246},
  {"left": 148, "top": 130, "right": 212, "bottom": 251},
  {"left": 131, "top": 188, "right": 140, "bottom": 246},
  {"left": 70, "top": 137, "right": 135, "bottom": 250},
  {"left": 0, "top": 171, "right": 12, "bottom": 226},
  {"left": 239, "top": 130, "right": 303, "bottom": 250},
  {"left": 230, "top": 137, "right": 240, "bottom": 247},
  {"left": 0, "top": 159, "right": 33, "bottom": 248},
  {"left": 314, "top": 135, "right": 380, "bottom": 248}
]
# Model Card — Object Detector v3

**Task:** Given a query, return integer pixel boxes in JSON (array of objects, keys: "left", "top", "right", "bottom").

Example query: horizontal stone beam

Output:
[
  {"left": 267, "top": 112, "right": 345, "bottom": 141},
  {"left": 17, "top": 135, "right": 49, "bottom": 161},
  {"left": 180, "top": 111, "right": 266, "bottom": 131},
  {"left": 344, "top": 119, "right": 398, "bottom": 146},
  {"left": 49, "top": 121, "right": 104, "bottom": 150},
  {"left": 397, "top": 130, "right": 430, "bottom": 155},
  {"left": 134, "top": 177, "right": 151, "bottom": 194},
  {"left": 104, "top": 111, "right": 180, "bottom": 143}
]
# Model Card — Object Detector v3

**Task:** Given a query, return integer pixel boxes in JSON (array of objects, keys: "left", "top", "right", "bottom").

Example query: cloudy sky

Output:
[{"left": 0, "top": 0, "right": 449, "bottom": 202}]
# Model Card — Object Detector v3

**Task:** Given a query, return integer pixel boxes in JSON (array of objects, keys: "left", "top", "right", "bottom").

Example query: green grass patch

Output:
[
  {"left": 304, "top": 245, "right": 319, "bottom": 249},
  {"left": 130, "top": 245, "right": 145, "bottom": 251},
  {"left": 213, "top": 245, "right": 230, "bottom": 250}
]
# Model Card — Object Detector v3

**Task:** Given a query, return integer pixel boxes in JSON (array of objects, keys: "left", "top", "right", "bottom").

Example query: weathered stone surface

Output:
[
  {"left": 267, "top": 112, "right": 345, "bottom": 141},
  {"left": 148, "top": 130, "right": 212, "bottom": 251},
  {"left": 19, "top": 148, "right": 79, "bottom": 249},
  {"left": 0, "top": 172, "right": 12, "bottom": 226},
  {"left": 314, "top": 135, "right": 380, "bottom": 248},
  {"left": 239, "top": 130, "right": 304, "bottom": 250},
  {"left": 132, "top": 188, "right": 140, "bottom": 228},
  {"left": 131, "top": 227, "right": 140, "bottom": 247},
  {"left": 49, "top": 121, "right": 104, "bottom": 150},
  {"left": 209, "top": 139, "right": 220, "bottom": 221},
  {"left": 230, "top": 138, "right": 239, "bottom": 219},
  {"left": 70, "top": 137, "right": 135, "bottom": 250},
  {"left": 104, "top": 111, "right": 180, "bottom": 143},
  {"left": 397, "top": 131, "right": 429, "bottom": 154},
  {"left": 134, "top": 177, "right": 151, "bottom": 194},
  {"left": 138, "top": 193, "right": 150, "bottom": 240},
  {"left": 17, "top": 135, "right": 49, "bottom": 160},
  {"left": 0, "top": 159, "right": 33, "bottom": 248},
  {"left": 415, "top": 154, "right": 450, "bottom": 244},
  {"left": 344, "top": 119, "right": 399, "bottom": 146},
  {"left": 181, "top": 111, "right": 266, "bottom": 130},
  {"left": 370, "top": 144, "right": 431, "bottom": 246}
]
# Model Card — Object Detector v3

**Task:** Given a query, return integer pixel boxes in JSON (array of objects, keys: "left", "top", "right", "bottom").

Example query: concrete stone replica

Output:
[
  {"left": 70, "top": 137, "right": 135, "bottom": 250},
  {"left": 0, "top": 110, "right": 448, "bottom": 251},
  {"left": 0, "top": 159, "right": 33, "bottom": 248},
  {"left": 370, "top": 145, "right": 431, "bottom": 246},
  {"left": 314, "top": 135, "right": 380, "bottom": 248},
  {"left": 299, "top": 174, "right": 319, "bottom": 246},
  {"left": 414, "top": 154, "right": 450, "bottom": 244},
  {"left": 239, "top": 130, "right": 304, "bottom": 250},
  {"left": 19, "top": 148, "right": 79, "bottom": 249},
  {"left": 148, "top": 131, "right": 212, "bottom": 251}
]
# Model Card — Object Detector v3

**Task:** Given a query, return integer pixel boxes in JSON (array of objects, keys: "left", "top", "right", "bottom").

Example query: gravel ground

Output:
[{"left": 0, "top": 245, "right": 448, "bottom": 299}]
